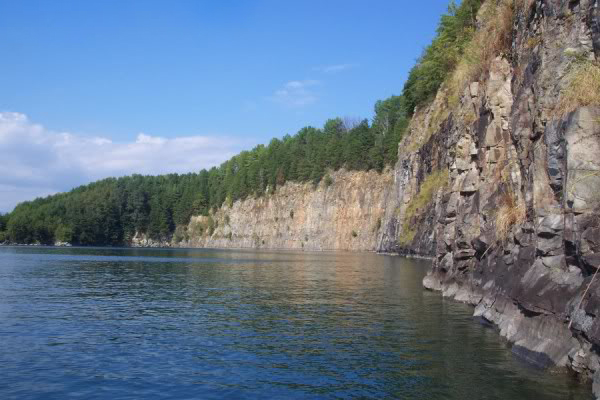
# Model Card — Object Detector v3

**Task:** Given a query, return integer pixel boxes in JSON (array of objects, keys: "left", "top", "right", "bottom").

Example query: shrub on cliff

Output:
[
  {"left": 402, "top": 0, "right": 485, "bottom": 113},
  {"left": 446, "top": 0, "right": 514, "bottom": 106},
  {"left": 398, "top": 169, "right": 449, "bottom": 245},
  {"left": 403, "top": 0, "right": 515, "bottom": 153}
]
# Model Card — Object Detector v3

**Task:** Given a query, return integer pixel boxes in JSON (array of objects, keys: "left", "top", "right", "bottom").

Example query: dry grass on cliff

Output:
[
  {"left": 555, "top": 60, "right": 600, "bottom": 117},
  {"left": 404, "top": 0, "right": 516, "bottom": 154},
  {"left": 398, "top": 169, "right": 449, "bottom": 245},
  {"left": 447, "top": 0, "right": 515, "bottom": 107},
  {"left": 495, "top": 192, "right": 526, "bottom": 241}
]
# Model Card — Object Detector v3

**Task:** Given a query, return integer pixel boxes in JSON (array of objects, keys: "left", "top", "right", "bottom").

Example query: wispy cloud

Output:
[
  {"left": 270, "top": 79, "right": 320, "bottom": 108},
  {"left": 0, "top": 112, "right": 247, "bottom": 212},
  {"left": 313, "top": 63, "right": 357, "bottom": 73}
]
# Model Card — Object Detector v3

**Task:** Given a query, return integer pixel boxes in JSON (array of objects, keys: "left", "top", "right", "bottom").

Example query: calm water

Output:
[{"left": 0, "top": 246, "right": 591, "bottom": 399}]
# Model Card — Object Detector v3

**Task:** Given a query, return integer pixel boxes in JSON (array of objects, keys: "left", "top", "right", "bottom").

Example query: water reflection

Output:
[{"left": 0, "top": 246, "right": 591, "bottom": 399}]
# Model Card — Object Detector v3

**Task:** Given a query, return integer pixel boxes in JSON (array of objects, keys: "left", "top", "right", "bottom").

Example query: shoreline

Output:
[
  {"left": 1, "top": 241, "right": 437, "bottom": 259},
  {"left": 0, "top": 242, "right": 390, "bottom": 255},
  {"left": 423, "top": 268, "right": 599, "bottom": 396}
]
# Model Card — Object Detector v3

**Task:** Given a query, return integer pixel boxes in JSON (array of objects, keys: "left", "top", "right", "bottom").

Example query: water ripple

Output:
[{"left": 0, "top": 246, "right": 592, "bottom": 399}]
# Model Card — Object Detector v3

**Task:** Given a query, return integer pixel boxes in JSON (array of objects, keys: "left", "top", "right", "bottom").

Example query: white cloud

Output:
[
  {"left": 313, "top": 63, "right": 357, "bottom": 73},
  {"left": 270, "top": 79, "right": 319, "bottom": 108},
  {"left": 135, "top": 133, "right": 166, "bottom": 145},
  {"left": 0, "top": 112, "right": 247, "bottom": 212}
]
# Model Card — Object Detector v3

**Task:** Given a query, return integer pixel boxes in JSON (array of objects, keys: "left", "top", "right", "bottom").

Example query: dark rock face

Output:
[{"left": 378, "top": 0, "right": 600, "bottom": 395}]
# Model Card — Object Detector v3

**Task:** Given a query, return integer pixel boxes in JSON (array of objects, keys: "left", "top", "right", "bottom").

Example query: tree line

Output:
[
  {"left": 0, "top": 98, "right": 408, "bottom": 245},
  {"left": 403, "top": 0, "right": 484, "bottom": 113},
  {"left": 0, "top": 0, "right": 484, "bottom": 246}
]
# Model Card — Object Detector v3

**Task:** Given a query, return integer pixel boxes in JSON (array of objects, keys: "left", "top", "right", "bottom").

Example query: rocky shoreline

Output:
[
  {"left": 374, "top": 1, "right": 600, "bottom": 398},
  {"left": 423, "top": 266, "right": 600, "bottom": 396},
  {"left": 3, "top": 1, "right": 600, "bottom": 397}
]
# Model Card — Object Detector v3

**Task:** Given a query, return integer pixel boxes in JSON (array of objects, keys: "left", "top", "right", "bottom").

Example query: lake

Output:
[{"left": 0, "top": 246, "right": 591, "bottom": 399}]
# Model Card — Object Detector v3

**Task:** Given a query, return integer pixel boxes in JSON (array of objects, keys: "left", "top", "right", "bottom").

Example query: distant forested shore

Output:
[{"left": 0, "top": 0, "right": 484, "bottom": 246}]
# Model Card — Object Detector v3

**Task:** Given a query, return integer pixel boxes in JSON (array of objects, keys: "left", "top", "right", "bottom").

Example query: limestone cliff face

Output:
[
  {"left": 376, "top": 0, "right": 600, "bottom": 393},
  {"left": 165, "top": 169, "right": 392, "bottom": 251}
]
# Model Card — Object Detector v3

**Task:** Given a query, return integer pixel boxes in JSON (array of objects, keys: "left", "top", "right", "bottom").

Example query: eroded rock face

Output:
[
  {"left": 142, "top": 169, "right": 392, "bottom": 251},
  {"left": 378, "top": 0, "right": 600, "bottom": 394},
  {"left": 129, "top": 0, "right": 600, "bottom": 395},
  {"left": 130, "top": 232, "right": 172, "bottom": 248},
  {"left": 131, "top": 169, "right": 392, "bottom": 251}
]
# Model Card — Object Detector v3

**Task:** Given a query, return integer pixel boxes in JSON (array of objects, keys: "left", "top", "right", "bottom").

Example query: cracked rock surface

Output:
[{"left": 378, "top": 0, "right": 600, "bottom": 397}]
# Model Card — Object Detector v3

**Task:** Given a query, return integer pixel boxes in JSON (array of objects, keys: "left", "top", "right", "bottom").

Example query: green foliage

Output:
[
  {"left": 371, "top": 96, "right": 410, "bottom": 167},
  {"left": 0, "top": 0, "right": 487, "bottom": 246},
  {"left": 0, "top": 213, "right": 7, "bottom": 243},
  {"left": 289, "top": 210, "right": 294, "bottom": 219},
  {"left": 324, "top": 175, "right": 334, "bottom": 187},
  {"left": 351, "top": 230, "right": 358, "bottom": 238},
  {"left": 1, "top": 91, "right": 410, "bottom": 246},
  {"left": 173, "top": 228, "right": 185, "bottom": 243},
  {"left": 54, "top": 224, "right": 73, "bottom": 243},
  {"left": 0, "top": 213, "right": 7, "bottom": 232},
  {"left": 402, "top": 0, "right": 484, "bottom": 113},
  {"left": 398, "top": 169, "right": 449, "bottom": 245}
]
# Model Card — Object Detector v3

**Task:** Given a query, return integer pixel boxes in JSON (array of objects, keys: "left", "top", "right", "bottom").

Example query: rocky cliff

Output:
[
  {"left": 131, "top": 169, "right": 393, "bottom": 251},
  {"left": 131, "top": 0, "right": 600, "bottom": 395},
  {"left": 376, "top": 0, "right": 600, "bottom": 394}
]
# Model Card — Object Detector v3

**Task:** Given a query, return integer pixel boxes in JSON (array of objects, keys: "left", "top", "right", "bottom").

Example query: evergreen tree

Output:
[{"left": 0, "top": 0, "right": 487, "bottom": 245}]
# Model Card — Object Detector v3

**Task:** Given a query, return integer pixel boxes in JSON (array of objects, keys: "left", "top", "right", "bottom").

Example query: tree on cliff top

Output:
[
  {"left": 0, "top": 0, "right": 487, "bottom": 246},
  {"left": 402, "top": 0, "right": 484, "bottom": 113}
]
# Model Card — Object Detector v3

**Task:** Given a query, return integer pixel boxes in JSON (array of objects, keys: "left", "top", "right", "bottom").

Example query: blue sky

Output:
[{"left": 0, "top": 0, "right": 451, "bottom": 211}]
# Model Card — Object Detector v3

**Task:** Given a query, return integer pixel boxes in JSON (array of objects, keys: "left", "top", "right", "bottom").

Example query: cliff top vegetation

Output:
[{"left": 0, "top": 0, "right": 487, "bottom": 246}]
